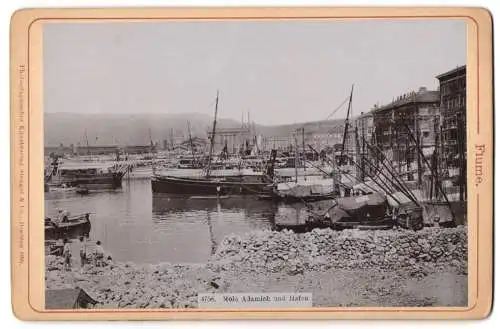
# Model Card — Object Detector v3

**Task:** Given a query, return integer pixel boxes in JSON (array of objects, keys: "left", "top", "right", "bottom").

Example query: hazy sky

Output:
[{"left": 44, "top": 19, "right": 466, "bottom": 125}]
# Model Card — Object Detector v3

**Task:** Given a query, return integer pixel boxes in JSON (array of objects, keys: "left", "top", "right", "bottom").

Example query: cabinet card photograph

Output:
[{"left": 10, "top": 7, "right": 492, "bottom": 320}]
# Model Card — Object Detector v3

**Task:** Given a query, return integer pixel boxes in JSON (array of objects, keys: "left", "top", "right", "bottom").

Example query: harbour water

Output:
[{"left": 45, "top": 179, "right": 279, "bottom": 264}]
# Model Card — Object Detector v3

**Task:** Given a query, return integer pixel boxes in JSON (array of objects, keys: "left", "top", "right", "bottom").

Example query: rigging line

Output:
[
  {"left": 365, "top": 140, "right": 415, "bottom": 197},
  {"left": 359, "top": 155, "right": 397, "bottom": 191},
  {"left": 333, "top": 148, "right": 396, "bottom": 198},
  {"left": 305, "top": 145, "right": 354, "bottom": 192},
  {"left": 339, "top": 169, "right": 362, "bottom": 191},
  {"left": 343, "top": 156, "right": 402, "bottom": 206},
  {"left": 398, "top": 120, "right": 457, "bottom": 221},
  {"left": 359, "top": 158, "right": 397, "bottom": 194},
  {"left": 359, "top": 157, "right": 417, "bottom": 204},
  {"left": 301, "top": 159, "right": 347, "bottom": 191},
  {"left": 343, "top": 153, "right": 393, "bottom": 193},
  {"left": 324, "top": 95, "right": 350, "bottom": 121},
  {"left": 205, "top": 98, "right": 217, "bottom": 111},
  {"left": 366, "top": 151, "right": 417, "bottom": 203},
  {"left": 362, "top": 139, "right": 419, "bottom": 205}
]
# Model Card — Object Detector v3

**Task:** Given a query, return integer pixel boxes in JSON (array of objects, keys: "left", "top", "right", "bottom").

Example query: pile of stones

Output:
[
  {"left": 45, "top": 259, "right": 214, "bottom": 308},
  {"left": 45, "top": 226, "right": 467, "bottom": 308},
  {"left": 210, "top": 226, "right": 468, "bottom": 277}
]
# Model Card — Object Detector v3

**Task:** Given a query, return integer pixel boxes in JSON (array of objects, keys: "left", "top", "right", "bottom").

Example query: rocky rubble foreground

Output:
[
  {"left": 45, "top": 227, "right": 467, "bottom": 308},
  {"left": 45, "top": 258, "right": 212, "bottom": 308},
  {"left": 210, "top": 226, "right": 468, "bottom": 278}
]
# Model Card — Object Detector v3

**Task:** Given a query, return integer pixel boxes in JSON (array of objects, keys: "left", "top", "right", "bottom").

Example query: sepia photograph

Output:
[{"left": 42, "top": 18, "right": 469, "bottom": 310}]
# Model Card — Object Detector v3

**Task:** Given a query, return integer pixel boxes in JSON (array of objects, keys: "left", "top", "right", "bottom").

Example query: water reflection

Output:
[
  {"left": 45, "top": 180, "right": 280, "bottom": 264},
  {"left": 206, "top": 211, "right": 217, "bottom": 256},
  {"left": 151, "top": 195, "right": 278, "bottom": 262},
  {"left": 152, "top": 195, "right": 279, "bottom": 217}
]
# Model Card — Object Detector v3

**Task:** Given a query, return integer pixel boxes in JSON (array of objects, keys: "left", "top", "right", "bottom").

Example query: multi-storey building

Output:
[
  {"left": 372, "top": 87, "right": 440, "bottom": 181},
  {"left": 122, "top": 144, "right": 157, "bottom": 155},
  {"left": 75, "top": 145, "right": 120, "bottom": 156},
  {"left": 354, "top": 112, "right": 374, "bottom": 143},
  {"left": 264, "top": 136, "right": 294, "bottom": 152},
  {"left": 207, "top": 127, "right": 252, "bottom": 154},
  {"left": 436, "top": 65, "right": 466, "bottom": 167},
  {"left": 436, "top": 65, "right": 466, "bottom": 201},
  {"left": 45, "top": 144, "right": 76, "bottom": 157}
]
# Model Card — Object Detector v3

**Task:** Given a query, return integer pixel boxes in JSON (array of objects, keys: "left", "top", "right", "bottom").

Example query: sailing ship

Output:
[
  {"left": 267, "top": 86, "right": 357, "bottom": 203},
  {"left": 272, "top": 85, "right": 459, "bottom": 232},
  {"left": 151, "top": 92, "right": 276, "bottom": 196},
  {"left": 151, "top": 91, "right": 275, "bottom": 196}
]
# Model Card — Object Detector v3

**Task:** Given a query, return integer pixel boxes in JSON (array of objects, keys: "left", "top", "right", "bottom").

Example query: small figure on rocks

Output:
[
  {"left": 56, "top": 209, "right": 63, "bottom": 222},
  {"left": 95, "top": 241, "right": 105, "bottom": 267},
  {"left": 62, "top": 238, "right": 72, "bottom": 271},
  {"left": 79, "top": 236, "right": 87, "bottom": 267},
  {"left": 433, "top": 215, "right": 441, "bottom": 228},
  {"left": 58, "top": 209, "right": 70, "bottom": 223},
  {"left": 391, "top": 208, "right": 398, "bottom": 228}
]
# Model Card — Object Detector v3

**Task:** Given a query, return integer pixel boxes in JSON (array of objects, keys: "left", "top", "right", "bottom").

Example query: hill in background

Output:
[{"left": 44, "top": 112, "right": 345, "bottom": 147}]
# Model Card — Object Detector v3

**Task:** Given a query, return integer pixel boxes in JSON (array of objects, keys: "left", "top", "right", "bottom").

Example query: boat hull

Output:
[
  {"left": 270, "top": 192, "right": 337, "bottom": 203},
  {"left": 151, "top": 175, "right": 270, "bottom": 196},
  {"left": 275, "top": 213, "right": 395, "bottom": 233},
  {"left": 49, "top": 174, "right": 123, "bottom": 190},
  {"left": 45, "top": 215, "right": 91, "bottom": 240}
]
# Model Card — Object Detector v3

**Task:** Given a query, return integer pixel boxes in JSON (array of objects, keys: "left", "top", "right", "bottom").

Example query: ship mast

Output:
[
  {"left": 206, "top": 90, "right": 219, "bottom": 177},
  {"left": 355, "top": 125, "right": 361, "bottom": 180},
  {"left": 293, "top": 133, "right": 299, "bottom": 183},
  {"left": 148, "top": 128, "right": 154, "bottom": 157},
  {"left": 170, "top": 127, "right": 174, "bottom": 151},
  {"left": 84, "top": 129, "right": 91, "bottom": 160},
  {"left": 340, "top": 84, "right": 354, "bottom": 165},
  {"left": 187, "top": 121, "right": 197, "bottom": 167},
  {"left": 302, "top": 127, "right": 306, "bottom": 180}
]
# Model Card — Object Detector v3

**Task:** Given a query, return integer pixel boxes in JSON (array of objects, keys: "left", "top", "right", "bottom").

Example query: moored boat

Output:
[
  {"left": 309, "top": 193, "right": 396, "bottom": 230},
  {"left": 45, "top": 213, "right": 91, "bottom": 240},
  {"left": 151, "top": 174, "right": 271, "bottom": 196},
  {"left": 268, "top": 178, "right": 338, "bottom": 203},
  {"left": 46, "top": 161, "right": 128, "bottom": 190},
  {"left": 75, "top": 186, "right": 90, "bottom": 195},
  {"left": 274, "top": 193, "right": 420, "bottom": 232},
  {"left": 47, "top": 185, "right": 77, "bottom": 193}
]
